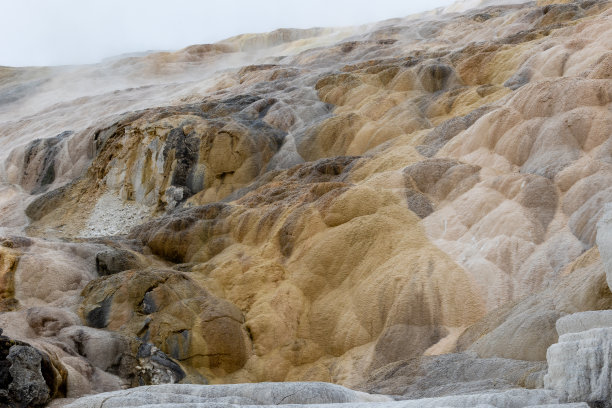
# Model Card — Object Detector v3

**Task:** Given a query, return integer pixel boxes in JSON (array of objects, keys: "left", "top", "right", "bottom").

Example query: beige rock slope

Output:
[{"left": 1, "top": 0, "right": 612, "bottom": 406}]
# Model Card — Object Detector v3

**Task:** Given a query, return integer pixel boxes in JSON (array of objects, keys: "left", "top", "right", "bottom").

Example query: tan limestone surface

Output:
[{"left": 1, "top": 0, "right": 612, "bottom": 404}]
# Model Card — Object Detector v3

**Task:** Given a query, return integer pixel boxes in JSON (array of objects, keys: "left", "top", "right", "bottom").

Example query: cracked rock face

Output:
[
  {"left": 545, "top": 322, "right": 612, "bottom": 406},
  {"left": 60, "top": 382, "right": 392, "bottom": 408},
  {"left": 6, "top": 345, "right": 50, "bottom": 407},
  {"left": 0, "top": 330, "right": 66, "bottom": 408},
  {"left": 596, "top": 204, "right": 612, "bottom": 292},
  {"left": 60, "top": 382, "right": 577, "bottom": 408}
]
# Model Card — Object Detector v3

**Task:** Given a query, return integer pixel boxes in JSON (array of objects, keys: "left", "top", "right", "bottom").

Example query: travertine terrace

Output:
[{"left": 1, "top": 0, "right": 612, "bottom": 407}]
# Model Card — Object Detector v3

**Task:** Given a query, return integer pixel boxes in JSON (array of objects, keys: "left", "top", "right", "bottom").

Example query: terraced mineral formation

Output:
[{"left": 1, "top": 0, "right": 612, "bottom": 407}]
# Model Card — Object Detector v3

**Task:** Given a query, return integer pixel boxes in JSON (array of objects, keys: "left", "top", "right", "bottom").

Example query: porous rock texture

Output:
[
  {"left": 57, "top": 383, "right": 577, "bottom": 408},
  {"left": 546, "top": 329, "right": 612, "bottom": 405},
  {"left": 2, "top": 0, "right": 612, "bottom": 406}
]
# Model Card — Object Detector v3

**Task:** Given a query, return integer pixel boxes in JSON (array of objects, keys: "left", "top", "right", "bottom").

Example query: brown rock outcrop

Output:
[{"left": 79, "top": 269, "right": 250, "bottom": 379}]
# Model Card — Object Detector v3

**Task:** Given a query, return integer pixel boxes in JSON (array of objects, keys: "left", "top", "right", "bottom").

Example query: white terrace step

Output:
[{"left": 61, "top": 382, "right": 572, "bottom": 408}]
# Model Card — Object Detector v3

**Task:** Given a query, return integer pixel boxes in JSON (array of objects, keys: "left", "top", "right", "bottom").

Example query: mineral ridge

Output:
[{"left": 1, "top": 0, "right": 612, "bottom": 407}]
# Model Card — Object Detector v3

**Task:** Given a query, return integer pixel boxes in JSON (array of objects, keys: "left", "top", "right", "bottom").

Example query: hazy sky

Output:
[{"left": 0, "top": 0, "right": 458, "bottom": 67}]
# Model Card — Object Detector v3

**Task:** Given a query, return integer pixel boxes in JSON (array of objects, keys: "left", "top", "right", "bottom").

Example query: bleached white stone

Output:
[
  {"left": 596, "top": 203, "right": 612, "bottom": 291},
  {"left": 62, "top": 382, "right": 390, "bottom": 407},
  {"left": 78, "top": 191, "right": 150, "bottom": 237},
  {"left": 61, "top": 383, "right": 566, "bottom": 408},
  {"left": 556, "top": 310, "right": 612, "bottom": 336},
  {"left": 545, "top": 327, "right": 612, "bottom": 404},
  {"left": 528, "top": 405, "right": 588, "bottom": 408}
]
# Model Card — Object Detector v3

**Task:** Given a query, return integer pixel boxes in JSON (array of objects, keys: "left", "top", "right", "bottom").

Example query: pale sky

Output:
[{"left": 0, "top": 0, "right": 458, "bottom": 67}]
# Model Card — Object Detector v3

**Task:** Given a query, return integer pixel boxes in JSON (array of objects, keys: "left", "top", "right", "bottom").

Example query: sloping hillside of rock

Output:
[{"left": 1, "top": 0, "right": 612, "bottom": 407}]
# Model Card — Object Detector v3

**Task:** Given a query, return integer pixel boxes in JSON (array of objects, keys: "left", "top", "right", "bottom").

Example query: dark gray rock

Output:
[
  {"left": 0, "top": 330, "right": 66, "bottom": 406},
  {"left": 95, "top": 248, "right": 141, "bottom": 276},
  {"left": 6, "top": 346, "right": 50, "bottom": 408},
  {"left": 21, "top": 131, "right": 73, "bottom": 194},
  {"left": 85, "top": 296, "right": 113, "bottom": 328},
  {"left": 163, "top": 127, "right": 200, "bottom": 196},
  {"left": 405, "top": 189, "right": 434, "bottom": 218}
]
